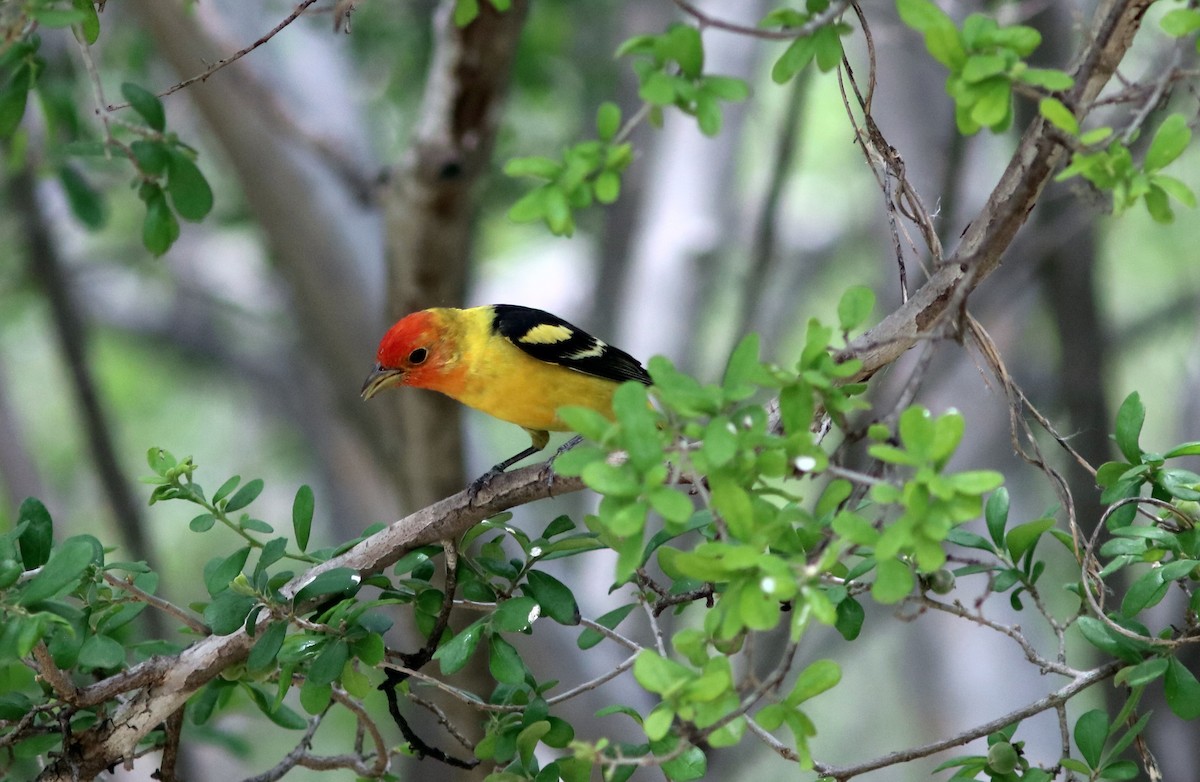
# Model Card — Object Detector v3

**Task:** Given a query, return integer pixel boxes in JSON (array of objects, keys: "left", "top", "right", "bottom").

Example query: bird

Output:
[{"left": 361, "top": 304, "right": 651, "bottom": 489}]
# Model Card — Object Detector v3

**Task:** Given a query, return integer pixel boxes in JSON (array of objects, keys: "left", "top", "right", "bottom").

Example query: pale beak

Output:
[{"left": 360, "top": 363, "right": 405, "bottom": 400}]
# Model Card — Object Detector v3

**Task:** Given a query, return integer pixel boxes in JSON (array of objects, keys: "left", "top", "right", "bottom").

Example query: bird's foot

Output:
[
  {"left": 466, "top": 465, "right": 504, "bottom": 506},
  {"left": 540, "top": 435, "right": 584, "bottom": 491}
]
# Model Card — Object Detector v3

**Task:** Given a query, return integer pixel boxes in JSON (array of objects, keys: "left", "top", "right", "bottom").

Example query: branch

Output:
[
  {"left": 812, "top": 661, "right": 1124, "bottom": 781},
  {"left": 37, "top": 465, "right": 583, "bottom": 781},
  {"left": 671, "top": 0, "right": 852, "bottom": 41},
  {"left": 107, "top": 0, "right": 322, "bottom": 111},
  {"left": 837, "top": 0, "right": 1154, "bottom": 378}
]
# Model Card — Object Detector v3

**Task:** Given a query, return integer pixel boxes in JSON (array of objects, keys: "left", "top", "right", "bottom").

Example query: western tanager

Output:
[{"left": 361, "top": 304, "right": 651, "bottom": 475}]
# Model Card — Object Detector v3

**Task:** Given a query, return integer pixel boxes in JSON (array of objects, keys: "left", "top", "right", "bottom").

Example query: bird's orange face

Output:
[{"left": 360, "top": 310, "right": 452, "bottom": 399}]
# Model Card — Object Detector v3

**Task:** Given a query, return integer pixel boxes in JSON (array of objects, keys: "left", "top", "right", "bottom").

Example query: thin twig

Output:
[
  {"left": 746, "top": 717, "right": 802, "bottom": 762},
  {"left": 106, "top": 0, "right": 323, "bottom": 111},
  {"left": 914, "top": 596, "right": 1079, "bottom": 677},
  {"left": 103, "top": 571, "right": 211, "bottom": 636},
  {"left": 812, "top": 661, "right": 1123, "bottom": 781},
  {"left": 671, "top": 0, "right": 852, "bottom": 41}
]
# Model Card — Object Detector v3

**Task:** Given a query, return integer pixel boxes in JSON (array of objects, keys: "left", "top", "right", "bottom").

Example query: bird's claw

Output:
[
  {"left": 467, "top": 465, "right": 503, "bottom": 505},
  {"left": 541, "top": 435, "right": 583, "bottom": 492}
]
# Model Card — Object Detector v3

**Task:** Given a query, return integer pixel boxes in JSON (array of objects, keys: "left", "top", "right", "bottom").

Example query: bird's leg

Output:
[
  {"left": 540, "top": 435, "right": 583, "bottom": 490},
  {"left": 466, "top": 442, "right": 545, "bottom": 504}
]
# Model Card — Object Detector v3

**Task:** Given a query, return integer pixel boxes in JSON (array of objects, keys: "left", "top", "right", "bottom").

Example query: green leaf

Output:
[
  {"left": 709, "top": 475, "right": 754, "bottom": 539},
  {"left": 293, "top": 567, "right": 360, "bottom": 604},
  {"left": 453, "top": 0, "right": 479, "bottom": 26},
  {"left": 787, "top": 659, "right": 841, "bottom": 704},
  {"left": 578, "top": 603, "right": 636, "bottom": 649},
  {"left": 813, "top": 24, "right": 844, "bottom": 72},
  {"left": 961, "top": 54, "right": 1008, "bottom": 84},
  {"left": 524, "top": 570, "right": 580, "bottom": 625},
  {"left": 1165, "top": 656, "right": 1200, "bottom": 719},
  {"left": 140, "top": 185, "right": 179, "bottom": 256},
  {"left": 639, "top": 70, "right": 678, "bottom": 105},
  {"left": 969, "top": 77, "right": 1012, "bottom": 129},
  {"left": 72, "top": 0, "right": 101, "bottom": 44},
  {"left": 434, "top": 620, "right": 484, "bottom": 674},
  {"left": 596, "top": 101, "right": 621, "bottom": 141},
  {"left": 705, "top": 76, "right": 748, "bottom": 101},
  {"left": 299, "top": 679, "right": 331, "bottom": 714},
  {"left": 1114, "top": 392, "right": 1145, "bottom": 463},
  {"left": 1019, "top": 68, "right": 1073, "bottom": 91},
  {"left": 1039, "top": 98, "right": 1078, "bottom": 135},
  {"left": 722, "top": 333, "right": 762, "bottom": 398},
  {"left": 292, "top": 484, "right": 314, "bottom": 552},
  {"left": 1074, "top": 708, "right": 1108, "bottom": 768},
  {"left": 205, "top": 547, "right": 251, "bottom": 596},
  {"left": 662, "top": 745, "right": 707, "bottom": 780},
  {"left": 19, "top": 537, "right": 96, "bottom": 605},
  {"left": 1005, "top": 517, "right": 1055, "bottom": 563},
  {"left": 896, "top": 0, "right": 953, "bottom": 33},
  {"left": 492, "top": 596, "right": 540, "bottom": 632},
  {"left": 1161, "top": 8, "right": 1200, "bottom": 37},
  {"left": 17, "top": 497, "right": 53, "bottom": 569},
  {"left": 594, "top": 170, "right": 621, "bottom": 203},
  {"left": 1152, "top": 174, "right": 1196, "bottom": 208},
  {"left": 121, "top": 82, "right": 165, "bottom": 131},
  {"left": 832, "top": 511, "right": 879, "bottom": 546},
  {"left": 167, "top": 149, "right": 214, "bottom": 221},
  {"left": 634, "top": 650, "right": 692, "bottom": 695},
  {"left": 897, "top": 406, "right": 935, "bottom": 457},
  {"left": 308, "top": 639, "right": 349, "bottom": 685},
  {"left": 77, "top": 634, "right": 125, "bottom": 669},
  {"left": 1145, "top": 182, "right": 1173, "bottom": 223},
  {"left": 225, "top": 478, "right": 264, "bottom": 512},
  {"left": 1116, "top": 657, "right": 1167, "bottom": 688},
  {"left": 837, "top": 286, "right": 875, "bottom": 332},
  {"left": 248, "top": 621, "right": 287, "bottom": 673},
  {"left": 834, "top": 595, "right": 864, "bottom": 640},
  {"left": 648, "top": 486, "right": 694, "bottom": 526},
  {"left": 871, "top": 557, "right": 914, "bottom": 604},
  {"left": 1145, "top": 114, "right": 1192, "bottom": 173},
  {"left": 58, "top": 165, "right": 106, "bottom": 229},
  {"left": 489, "top": 635, "right": 527, "bottom": 684},
  {"left": 772, "top": 35, "right": 817, "bottom": 83},
  {"left": 204, "top": 591, "right": 256, "bottom": 635},
  {"left": 896, "top": 0, "right": 965, "bottom": 69},
  {"left": 29, "top": 8, "right": 86, "bottom": 27},
  {"left": 644, "top": 704, "right": 675, "bottom": 741},
  {"left": 516, "top": 720, "right": 551, "bottom": 767},
  {"left": 1075, "top": 615, "right": 1145, "bottom": 663},
  {"left": 666, "top": 24, "right": 704, "bottom": 78},
  {"left": 1120, "top": 568, "right": 1168, "bottom": 616},
  {"left": 1080, "top": 126, "right": 1113, "bottom": 146},
  {"left": 504, "top": 155, "right": 562, "bottom": 179},
  {"left": 985, "top": 487, "right": 1009, "bottom": 546},
  {"left": 0, "top": 69, "right": 31, "bottom": 138}
]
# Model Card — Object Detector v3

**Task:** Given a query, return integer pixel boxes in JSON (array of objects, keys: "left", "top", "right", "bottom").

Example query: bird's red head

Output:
[{"left": 361, "top": 309, "right": 459, "bottom": 399}]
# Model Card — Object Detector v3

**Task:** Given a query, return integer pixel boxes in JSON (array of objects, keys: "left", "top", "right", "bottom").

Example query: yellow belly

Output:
[{"left": 452, "top": 337, "right": 619, "bottom": 433}]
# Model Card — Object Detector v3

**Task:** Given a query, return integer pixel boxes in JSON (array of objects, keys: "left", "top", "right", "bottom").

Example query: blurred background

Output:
[{"left": 2, "top": 0, "right": 1199, "bottom": 779}]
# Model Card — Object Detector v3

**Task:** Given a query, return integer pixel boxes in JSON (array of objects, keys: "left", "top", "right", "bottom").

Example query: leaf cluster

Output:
[{"left": 897, "top": 0, "right": 1073, "bottom": 134}]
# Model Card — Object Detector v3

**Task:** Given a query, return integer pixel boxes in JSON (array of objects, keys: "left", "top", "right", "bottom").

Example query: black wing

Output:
[{"left": 491, "top": 304, "right": 651, "bottom": 385}]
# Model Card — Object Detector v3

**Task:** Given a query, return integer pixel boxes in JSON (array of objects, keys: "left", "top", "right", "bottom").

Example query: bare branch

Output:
[
  {"left": 106, "top": 0, "right": 323, "bottom": 111},
  {"left": 812, "top": 661, "right": 1124, "bottom": 781},
  {"left": 103, "top": 571, "right": 211, "bottom": 636}
]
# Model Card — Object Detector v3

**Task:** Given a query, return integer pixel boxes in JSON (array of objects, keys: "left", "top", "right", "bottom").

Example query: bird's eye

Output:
[{"left": 408, "top": 347, "right": 428, "bottom": 365}]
